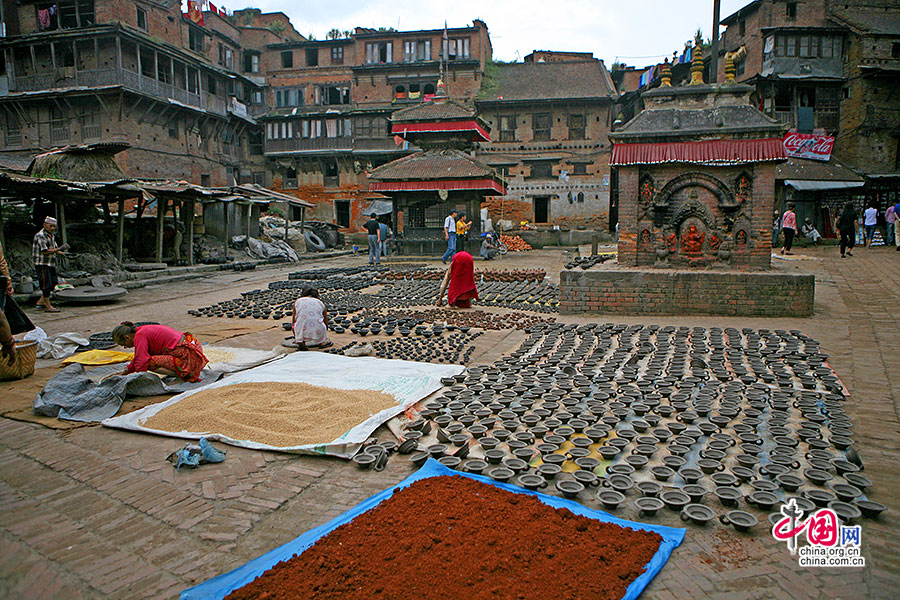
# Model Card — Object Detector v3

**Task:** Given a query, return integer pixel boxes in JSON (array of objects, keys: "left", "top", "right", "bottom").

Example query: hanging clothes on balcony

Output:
[{"left": 38, "top": 8, "right": 51, "bottom": 30}]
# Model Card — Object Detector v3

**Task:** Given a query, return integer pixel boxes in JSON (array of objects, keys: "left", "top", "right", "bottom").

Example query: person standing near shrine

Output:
[
  {"left": 441, "top": 209, "right": 458, "bottom": 264},
  {"left": 363, "top": 212, "right": 381, "bottom": 266},
  {"left": 780, "top": 203, "right": 797, "bottom": 255},
  {"left": 32, "top": 216, "right": 66, "bottom": 312}
]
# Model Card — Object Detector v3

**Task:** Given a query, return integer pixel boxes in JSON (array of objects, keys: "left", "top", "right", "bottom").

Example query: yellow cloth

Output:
[
  {"left": 456, "top": 220, "right": 471, "bottom": 236},
  {"left": 61, "top": 349, "right": 135, "bottom": 365}
]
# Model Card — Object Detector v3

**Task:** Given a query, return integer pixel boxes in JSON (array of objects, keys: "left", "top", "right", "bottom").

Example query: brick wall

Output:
[{"left": 559, "top": 269, "right": 814, "bottom": 317}]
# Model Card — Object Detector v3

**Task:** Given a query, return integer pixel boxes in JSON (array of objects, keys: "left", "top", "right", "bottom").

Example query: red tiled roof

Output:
[
  {"left": 367, "top": 149, "right": 496, "bottom": 180},
  {"left": 391, "top": 100, "right": 476, "bottom": 122}
]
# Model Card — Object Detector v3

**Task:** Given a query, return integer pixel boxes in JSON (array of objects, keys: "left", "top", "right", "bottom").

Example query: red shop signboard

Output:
[{"left": 783, "top": 133, "right": 834, "bottom": 162}]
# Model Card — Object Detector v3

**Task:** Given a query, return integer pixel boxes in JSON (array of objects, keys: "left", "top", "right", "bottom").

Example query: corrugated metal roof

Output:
[
  {"left": 776, "top": 157, "right": 864, "bottom": 182},
  {"left": 367, "top": 149, "right": 496, "bottom": 180}
]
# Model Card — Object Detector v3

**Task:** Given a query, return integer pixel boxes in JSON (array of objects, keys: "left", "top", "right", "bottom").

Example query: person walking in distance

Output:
[
  {"left": 864, "top": 203, "right": 878, "bottom": 247},
  {"left": 886, "top": 203, "right": 896, "bottom": 246},
  {"left": 32, "top": 216, "right": 66, "bottom": 312},
  {"left": 780, "top": 203, "right": 797, "bottom": 255},
  {"left": 441, "top": 209, "right": 458, "bottom": 264},
  {"left": 363, "top": 212, "right": 381, "bottom": 266},
  {"left": 836, "top": 201, "right": 856, "bottom": 258},
  {"left": 894, "top": 200, "right": 900, "bottom": 251}
]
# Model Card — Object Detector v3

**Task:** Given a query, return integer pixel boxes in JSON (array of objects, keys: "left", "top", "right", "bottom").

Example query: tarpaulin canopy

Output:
[
  {"left": 611, "top": 138, "right": 786, "bottom": 166},
  {"left": 363, "top": 199, "right": 393, "bottom": 216},
  {"left": 784, "top": 180, "right": 865, "bottom": 191}
]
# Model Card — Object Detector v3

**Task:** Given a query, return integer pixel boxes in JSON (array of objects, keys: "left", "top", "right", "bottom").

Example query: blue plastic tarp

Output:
[{"left": 182, "top": 459, "right": 686, "bottom": 600}]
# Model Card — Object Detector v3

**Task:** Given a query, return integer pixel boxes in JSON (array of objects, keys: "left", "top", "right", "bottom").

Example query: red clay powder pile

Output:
[{"left": 225, "top": 475, "right": 663, "bottom": 600}]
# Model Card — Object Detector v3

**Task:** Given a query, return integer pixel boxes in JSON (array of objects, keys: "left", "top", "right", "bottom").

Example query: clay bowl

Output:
[
  {"left": 464, "top": 459, "right": 488, "bottom": 475},
  {"left": 597, "top": 489, "right": 626, "bottom": 510},
  {"left": 536, "top": 463, "right": 562, "bottom": 480},
  {"left": 503, "top": 457, "right": 528, "bottom": 474},
  {"left": 660, "top": 490, "right": 691, "bottom": 511},
  {"left": 698, "top": 459, "right": 725, "bottom": 474},
  {"left": 828, "top": 501, "right": 862, "bottom": 524},
  {"left": 828, "top": 482, "right": 862, "bottom": 503},
  {"left": 651, "top": 465, "right": 675, "bottom": 482},
  {"left": 637, "top": 480, "right": 663, "bottom": 497},
  {"left": 409, "top": 451, "right": 430, "bottom": 467},
  {"left": 574, "top": 456, "right": 600, "bottom": 472},
  {"left": 714, "top": 486, "right": 743, "bottom": 507},
  {"left": 598, "top": 446, "right": 620, "bottom": 460},
  {"left": 682, "top": 484, "right": 707, "bottom": 504},
  {"left": 776, "top": 473, "right": 804, "bottom": 493},
  {"left": 844, "top": 473, "right": 873, "bottom": 491},
  {"left": 803, "top": 468, "right": 834, "bottom": 487},
  {"left": 353, "top": 453, "right": 377, "bottom": 469},
  {"left": 613, "top": 453, "right": 644, "bottom": 471},
  {"left": 542, "top": 453, "right": 567, "bottom": 467},
  {"left": 719, "top": 510, "right": 759, "bottom": 533},
  {"left": 608, "top": 464, "right": 636, "bottom": 476},
  {"left": 489, "top": 467, "right": 515, "bottom": 483},
  {"left": 711, "top": 472, "right": 740, "bottom": 488},
  {"left": 679, "top": 468, "right": 704, "bottom": 485},
  {"left": 731, "top": 466, "right": 756, "bottom": 484},
  {"left": 484, "top": 449, "right": 506, "bottom": 464},
  {"left": 439, "top": 456, "right": 462, "bottom": 470},
  {"left": 746, "top": 491, "right": 779, "bottom": 512},
  {"left": 635, "top": 496, "right": 665, "bottom": 517},
  {"left": 856, "top": 500, "right": 887, "bottom": 519},
  {"left": 680, "top": 503, "right": 716, "bottom": 526},
  {"left": 572, "top": 469, "right": 600, "bottom": 488},
  {"left": 556, "top": 479, "right": 585, "bottom": 499},
  {"left": 831, "top": 459, "right": 861, "bottom": 476},
  {"left": 601, "top": 473, "right": 634, "bottom": 493},
  {"left": 517, "top": 473, "right": 548, "bottom": 491}
]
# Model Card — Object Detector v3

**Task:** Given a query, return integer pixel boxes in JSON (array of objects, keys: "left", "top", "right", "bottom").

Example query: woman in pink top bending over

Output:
[{"left": 113, "top": 322, "right": 209, "bottom": 381}]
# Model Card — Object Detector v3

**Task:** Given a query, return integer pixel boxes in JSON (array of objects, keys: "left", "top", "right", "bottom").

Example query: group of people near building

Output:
[{"left": 777, "top": 199, "right": 900, "bottom": 257}]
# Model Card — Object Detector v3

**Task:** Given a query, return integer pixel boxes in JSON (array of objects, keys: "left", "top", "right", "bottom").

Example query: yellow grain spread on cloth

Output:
[{"left": 142, "top": 382, "right": 398, "bottom": 447}]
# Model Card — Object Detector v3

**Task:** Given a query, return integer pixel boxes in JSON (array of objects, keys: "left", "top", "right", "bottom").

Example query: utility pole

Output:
[{"left": 710, "top": 0, "right": 721, "bottom": 83}]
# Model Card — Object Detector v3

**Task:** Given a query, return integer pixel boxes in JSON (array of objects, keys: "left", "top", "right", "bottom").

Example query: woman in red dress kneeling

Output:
[
  {"left": 437, "top": 251, "right": 478, "bottom": 308},
  {"left": 113, "top": 322, "right": 209, "bottom": 381}
]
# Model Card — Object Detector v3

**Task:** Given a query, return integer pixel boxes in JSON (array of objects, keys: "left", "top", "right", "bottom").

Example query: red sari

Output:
[{"left": 447, "top": 251, "right": 478, "bottom": 308}]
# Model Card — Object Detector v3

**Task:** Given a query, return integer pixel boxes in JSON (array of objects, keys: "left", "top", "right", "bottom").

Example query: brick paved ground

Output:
[{"left": 0, "top": 246, "right": 897, "bottom": 599}]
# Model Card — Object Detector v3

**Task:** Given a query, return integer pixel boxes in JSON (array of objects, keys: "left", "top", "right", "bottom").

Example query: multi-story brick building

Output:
[
  {"left": 255, "top": 20, "right": 492, "bottom": 229},
  {"left": 0, "top": 1, "right": 269, "bottom": 187},
  {"left": 718, "top": 0, "right": 900, "bottom": 229},
  {"left": 474, "top": 52, "right": 618, "bottom": 230}
]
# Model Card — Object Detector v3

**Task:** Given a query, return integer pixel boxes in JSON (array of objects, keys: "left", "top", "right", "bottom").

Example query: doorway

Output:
[{"left": 534, "top": 196, "right": 550, "bottom": 224}]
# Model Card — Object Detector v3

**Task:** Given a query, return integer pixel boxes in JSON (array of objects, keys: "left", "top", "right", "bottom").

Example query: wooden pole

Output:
[
  {"left": 187, "top": 199, "right": 195, "bottom": 266},
  {"left": 245, "top": 202, "right": 252, "bottom": 240},
  {"left": 155, "top": 196, "right": 165, "bottom": 263},
  {"left": 58, "top": 200, "right": 67, "bottom": 246},
  {"left": 284, "top": 202, "right": 289, "bottom": 241},
  {"left": 223, "top": 201, "right": 229, "bottom": 259},
  {"left": 116, "top": 198, "right": 125, "bottom": 262}
]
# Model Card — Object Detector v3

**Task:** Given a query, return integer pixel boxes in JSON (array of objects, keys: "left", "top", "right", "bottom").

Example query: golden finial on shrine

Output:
[
  {"left": 660, "top": 58, "right": 672, "bottom": 87},
  {"left": 689, "top": 36, "right": 705, "bottom": 85},
  {"left": 724, "top": 52, "right": 736, "bottom": 83}
]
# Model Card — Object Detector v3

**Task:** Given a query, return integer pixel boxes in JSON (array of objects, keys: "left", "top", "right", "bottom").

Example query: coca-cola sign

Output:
[{"left": 782, "top": 133, "right": 834, "bottom": 161}]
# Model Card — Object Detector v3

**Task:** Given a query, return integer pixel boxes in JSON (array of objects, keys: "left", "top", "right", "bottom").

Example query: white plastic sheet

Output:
[{"left": 102, "top": 353, "right": 463, "bottom": 457}]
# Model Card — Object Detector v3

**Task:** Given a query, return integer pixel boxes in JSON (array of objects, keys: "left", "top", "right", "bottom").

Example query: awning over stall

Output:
[{"left": 784, "top": 180, "right": 865, "bottom": 191}]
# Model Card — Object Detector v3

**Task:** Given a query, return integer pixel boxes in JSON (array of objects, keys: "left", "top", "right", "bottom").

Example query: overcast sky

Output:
[{"left": 226, "top": 0, "right": 751, "bottom": 66}]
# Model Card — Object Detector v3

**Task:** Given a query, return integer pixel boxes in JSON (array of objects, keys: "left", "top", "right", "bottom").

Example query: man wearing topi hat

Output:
[{"left": 32, "top": 216, "right": 66, "bottom": 313}]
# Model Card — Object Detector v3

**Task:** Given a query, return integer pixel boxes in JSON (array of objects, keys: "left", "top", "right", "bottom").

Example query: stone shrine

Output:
[{"left": 560, "top": 47, "right": 815, "bottom": 317}]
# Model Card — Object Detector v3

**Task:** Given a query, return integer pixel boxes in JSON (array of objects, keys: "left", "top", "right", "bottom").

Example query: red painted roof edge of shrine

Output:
[
  {"left": 390, "top": 120, "right": 491, "bottom": 142},
  {"left": 610, "top": 138, "right": 787, "bottom": 166},
  {"left": 369, "top": 178, "right": 506, "bottom": 195}
]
